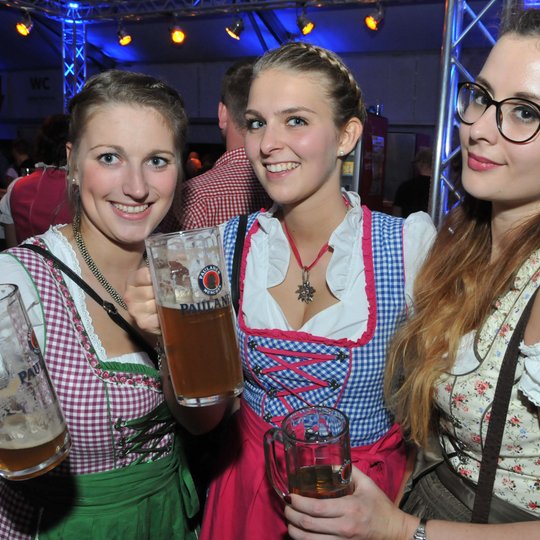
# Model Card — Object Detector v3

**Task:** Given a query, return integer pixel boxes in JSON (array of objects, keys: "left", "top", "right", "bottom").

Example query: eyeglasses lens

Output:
[{"left": 458, "top": 83, "right": 540, "bottom": 143}]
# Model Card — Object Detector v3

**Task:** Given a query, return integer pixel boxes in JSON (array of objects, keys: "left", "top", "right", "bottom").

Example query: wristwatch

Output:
[{"left": 412, "top": 517, "right": 427, "bottom": 540}]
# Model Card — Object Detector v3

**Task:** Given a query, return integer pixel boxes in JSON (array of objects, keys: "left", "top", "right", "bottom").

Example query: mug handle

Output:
[{"left": 263, "top": 427, "right": 288, "bottom": 500}]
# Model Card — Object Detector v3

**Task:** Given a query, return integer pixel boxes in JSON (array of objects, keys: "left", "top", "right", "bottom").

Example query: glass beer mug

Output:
[
  {"left": 0, "top": 284, "right": 71, "bottom": 480},
  {"left": 146, "top": 227, "right": 243, "bottom": 407},
  {"left": 264, "top": 406, "right": 353, "bottom": 499}
]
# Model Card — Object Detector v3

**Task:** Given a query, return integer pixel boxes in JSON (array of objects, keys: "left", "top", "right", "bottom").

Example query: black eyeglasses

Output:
[{"left": 457, "top": 81, "right": 540, "bottom": 143}]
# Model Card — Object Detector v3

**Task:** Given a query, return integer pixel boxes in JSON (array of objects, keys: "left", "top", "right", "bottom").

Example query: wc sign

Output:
[
  {"left": 29, "top": 76, "right": 51, "bottom": 91},
  {"left": 1, "top": 70, "right": 63, "bottom": 119}
]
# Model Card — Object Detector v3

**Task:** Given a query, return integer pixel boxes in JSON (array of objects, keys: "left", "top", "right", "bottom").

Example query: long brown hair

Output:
[{"left": 384, "top": 8, "right": 540, "bottom": 447}]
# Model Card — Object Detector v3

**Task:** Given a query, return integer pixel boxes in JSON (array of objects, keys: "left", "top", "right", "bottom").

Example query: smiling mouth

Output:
[
  {"left": 112, "top": 203, "right": 150, "bottom": 214},
  {"left": 265, "top": 162, "right": 299, "bottom": 173}
]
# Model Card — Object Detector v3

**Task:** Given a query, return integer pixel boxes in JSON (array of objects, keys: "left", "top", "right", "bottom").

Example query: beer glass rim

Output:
[
  {"left": 0, "top": 283, "right": 19, "bottom": 304},
  {"left": 145, "top": 226, "right": 221, "bottom": 246},
  {"left": 282, "top": 406, "right": 349, "bottom": 443}
]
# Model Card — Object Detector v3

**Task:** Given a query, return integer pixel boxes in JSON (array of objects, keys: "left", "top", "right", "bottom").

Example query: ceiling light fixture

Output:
[
  {"left": 225, "top": 17, "right": 244, "bottom": 40},
  {"left": 170, "top": 24, "right": 186, "bottom": 44},
  {"left": 16, "top": 11, "right": 33, "bottom": 37},
  {"left": 117, "top": 21, "right": 132, "bottom": 46},
  {"left": 297, "top": 9, "right": 315, "bottom": 36},
  {"left": 364, "top": 3, "right": 384, "bottom": 32}
]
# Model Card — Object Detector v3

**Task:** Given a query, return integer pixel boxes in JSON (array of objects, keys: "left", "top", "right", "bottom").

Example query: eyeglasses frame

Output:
[{"left": 456, "top": 81, "right": 540, "bottom": 143}]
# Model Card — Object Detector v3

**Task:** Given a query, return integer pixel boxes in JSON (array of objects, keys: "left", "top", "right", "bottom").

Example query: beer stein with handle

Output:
[
  {"left": 264, "top": 406, "right": 353, "bottom": 499},
  {"left": 146, "top": 227, "right": 243, "bottom": 407},
  {"left": 0, "top": 284, "right": 71, "bottom": 480}
]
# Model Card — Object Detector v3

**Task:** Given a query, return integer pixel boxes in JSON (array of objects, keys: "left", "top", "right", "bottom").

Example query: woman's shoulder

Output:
[
  {"left": 2, "top": 226, "right": 74, "bottom": 275},
  {"left": 403, "top": 211, "right": 437, "bottom": 245}
]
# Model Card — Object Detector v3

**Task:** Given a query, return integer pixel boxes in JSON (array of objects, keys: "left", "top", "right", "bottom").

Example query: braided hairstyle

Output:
[{"left": 252, "top": 41, "right": 366, "bottom": 128}]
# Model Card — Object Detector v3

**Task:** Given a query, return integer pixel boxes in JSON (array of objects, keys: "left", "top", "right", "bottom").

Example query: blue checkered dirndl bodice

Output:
[{"left": 222, "top": 207, "right": 406, "bottom": 447}]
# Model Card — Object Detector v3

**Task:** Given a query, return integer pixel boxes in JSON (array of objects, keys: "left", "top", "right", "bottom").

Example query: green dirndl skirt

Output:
[{"left": 22, "top": 440, "right": 199, "bottom": 539}]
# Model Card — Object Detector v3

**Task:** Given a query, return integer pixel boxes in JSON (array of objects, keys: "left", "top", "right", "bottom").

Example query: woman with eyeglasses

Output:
[{"left": 284, "top": 8, "right": 540, "bottom": 539}]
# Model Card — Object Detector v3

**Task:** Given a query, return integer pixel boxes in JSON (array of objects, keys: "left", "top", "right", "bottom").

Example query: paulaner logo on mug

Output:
[
  {"left": 198, "top": 265, "right": 223, "bottom": 296},
  {"left": 0, "top": 283, "right": 71, "bottom": 481},
  {"left": 146, "top": 227, "right": 244, "bottom": 407}
]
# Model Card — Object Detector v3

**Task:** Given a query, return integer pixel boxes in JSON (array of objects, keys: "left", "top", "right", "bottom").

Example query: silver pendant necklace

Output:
[{"left": 282, "top": 223, "right": 329, "bottom": 304}]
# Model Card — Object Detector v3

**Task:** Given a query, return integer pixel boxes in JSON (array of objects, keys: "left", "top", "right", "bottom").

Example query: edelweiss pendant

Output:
[{"left": 295, "top": 268, "right": 316, "bottom": 303}]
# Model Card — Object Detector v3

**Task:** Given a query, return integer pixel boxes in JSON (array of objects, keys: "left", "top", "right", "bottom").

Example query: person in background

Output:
[
  {"left": 0, "top": 70, "right": 198, "bottom": 539},
  {"left": 126, "top": 42, "right": 435, "bottom": 539},
  {"left": 4, "top": 138, "right": 34, "bottom": 186},
  {"left": 284, "top": 8, "right": 540, "bottom": 539},
  {"left": 393, "top": 147, "right": 433, "bottom": 218},
  {"left": 0, "top": 114, "right": 72, "bottom": 248},
  {"left": 0, "top": 148, "right": 9, "bottom": 193},
  {"left": 163, "top": 58, "right": 271, "bottom": 232}
]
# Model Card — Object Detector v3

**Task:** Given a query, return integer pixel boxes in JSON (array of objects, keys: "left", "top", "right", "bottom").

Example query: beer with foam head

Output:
[
  {"left": 265, "top": 406, "right": 352, "bottom": 499},
  {"left": 146, "top": 227, "right": 244, "bottom": 407},
  {"left": 0, "top": 284, "right": 71, "bottom": 481},
  {"left": 0, "top": 412, "right": 70, "bottom": 480}
]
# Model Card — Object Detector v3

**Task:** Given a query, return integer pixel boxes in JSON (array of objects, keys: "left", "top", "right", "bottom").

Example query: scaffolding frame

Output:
[{"left": 62, "top": 20, "right": 87, "bottom": 111}]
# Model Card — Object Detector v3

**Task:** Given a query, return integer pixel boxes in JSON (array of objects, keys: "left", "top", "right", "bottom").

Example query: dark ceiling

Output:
[{"left": 0, "top": 1, "right": 506, "bottom": 73}]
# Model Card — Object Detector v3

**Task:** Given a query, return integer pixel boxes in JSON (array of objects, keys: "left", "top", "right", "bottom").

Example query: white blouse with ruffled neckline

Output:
[{"left": 241, "top": 191, "right": 436, "bottom": 340}]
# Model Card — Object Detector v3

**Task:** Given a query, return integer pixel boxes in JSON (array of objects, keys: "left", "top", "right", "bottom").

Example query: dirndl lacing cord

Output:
[
  {"left": 252, "top": 345, "right": 342, "bottom": 425},
  {"left": 115, "top": 402, "right": 177, "bottom": 464}
]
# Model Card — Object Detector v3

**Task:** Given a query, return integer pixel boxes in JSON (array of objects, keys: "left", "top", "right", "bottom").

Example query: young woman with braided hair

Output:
[
  {"left": 285, "top": 8, "right": 540, "bottom": 540},
  {"left": 127, "top": 41, "right": 435, "bottom": 538}
]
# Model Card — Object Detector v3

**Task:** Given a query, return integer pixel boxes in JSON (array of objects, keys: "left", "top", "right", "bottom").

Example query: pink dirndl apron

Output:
[{"left": 200, "top": 401, "right": 405, "bottom": 540}]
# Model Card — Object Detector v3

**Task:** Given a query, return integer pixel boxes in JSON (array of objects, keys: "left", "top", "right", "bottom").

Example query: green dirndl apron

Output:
[{"left": 22, "top": 438, "right": 199, "bottom": 539}]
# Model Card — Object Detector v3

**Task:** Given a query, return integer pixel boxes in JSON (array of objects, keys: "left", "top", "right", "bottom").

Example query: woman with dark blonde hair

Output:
[
  {"left": 285, "top": 8, "right": 540, "bottom": 539},
  {"left": 0, "top": 70, "right": 198, "bottom": 539}
]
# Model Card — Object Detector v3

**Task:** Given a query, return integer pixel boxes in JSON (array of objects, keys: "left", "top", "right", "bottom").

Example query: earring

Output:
[
  {"left": 71, "top": 177, "right": 79, "bottom": 186},
  {"left": 339, "top": 150, "right": 344, "bottom": 157}
]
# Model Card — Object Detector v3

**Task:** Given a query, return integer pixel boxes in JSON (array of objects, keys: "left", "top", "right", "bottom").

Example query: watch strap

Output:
[{"left": 412, "top": 516, "right": 427, "bottom": 540}]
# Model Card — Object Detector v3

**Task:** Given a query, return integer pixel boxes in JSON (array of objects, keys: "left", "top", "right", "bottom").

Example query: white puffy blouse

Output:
[{"left": 240, "top": 191, "right": 436, "bottom": 340}]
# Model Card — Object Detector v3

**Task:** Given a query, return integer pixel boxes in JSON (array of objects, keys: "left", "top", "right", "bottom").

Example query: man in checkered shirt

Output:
[{"left": 163, "top": 59, "right": 271, "bottom": 232}]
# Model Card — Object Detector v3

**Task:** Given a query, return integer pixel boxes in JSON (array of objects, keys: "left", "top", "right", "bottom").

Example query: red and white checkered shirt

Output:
[{"left": 179, "top": 147, "right": 271, "bottom": 230}]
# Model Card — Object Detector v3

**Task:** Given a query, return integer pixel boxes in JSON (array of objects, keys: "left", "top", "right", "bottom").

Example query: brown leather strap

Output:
[{"left": 472, "top": 288, "right": 539, "bottom": 523}]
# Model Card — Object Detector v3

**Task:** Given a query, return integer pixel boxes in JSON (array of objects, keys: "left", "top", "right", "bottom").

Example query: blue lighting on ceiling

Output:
[
  {"left": 68, "top": 2, "right": 80, "bottom": 8},
  {"left": 524, "top": 0, "right": 540, "bottom": 6}
]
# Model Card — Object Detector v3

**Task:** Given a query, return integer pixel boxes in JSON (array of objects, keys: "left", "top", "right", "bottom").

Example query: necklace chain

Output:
[
  {"left": 72, "top": 214, "right": 128, "bottom": 311},
  {"left": 282, "top": 223, "right": 329, "bottom": 304}
]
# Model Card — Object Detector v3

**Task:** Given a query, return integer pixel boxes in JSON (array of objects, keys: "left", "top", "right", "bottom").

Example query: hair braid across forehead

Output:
[
  {"left": 254, "top": 41, "right": 367, "bottom": 125},
  {"left": 312, "top": 44, "right": 365, "bottom": 119}
]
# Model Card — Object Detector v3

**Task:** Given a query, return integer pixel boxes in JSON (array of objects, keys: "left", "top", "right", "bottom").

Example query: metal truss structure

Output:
[
  {"left": 62, "top": 20, "right": 87, "bottom": 110},
  {"left": 430, "top": 0, "right": 519, "bottom": 226},
  {"left": 0, "top": 0, "right": 437, "bottom": 113},
  {"left": 0, "top": 1, "right": 416, "bottom": 23}
]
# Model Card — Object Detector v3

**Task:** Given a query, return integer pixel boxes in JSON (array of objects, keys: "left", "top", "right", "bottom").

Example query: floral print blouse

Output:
[{"left": 436, "top": 249, "right": 540, "bottom": 516}]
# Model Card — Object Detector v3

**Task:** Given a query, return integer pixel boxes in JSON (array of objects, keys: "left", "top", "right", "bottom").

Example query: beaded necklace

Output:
[{"left": 72, "top": 214, "right": 131, "bottom": 311}]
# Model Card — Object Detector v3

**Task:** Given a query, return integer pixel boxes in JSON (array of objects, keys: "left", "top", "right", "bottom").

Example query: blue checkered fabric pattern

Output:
[{"left": 223, "top": 210, "right": 406, "bottom": 447}]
